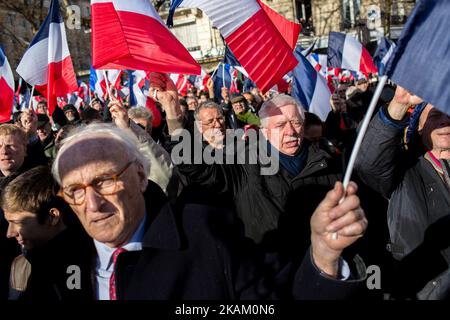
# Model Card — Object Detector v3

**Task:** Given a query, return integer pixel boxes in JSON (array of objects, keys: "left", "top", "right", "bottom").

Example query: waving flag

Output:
[
  {"left": 386, "top": 0, "right": 450, "bottom": 115},
  {"left": 224, "top": 45, "right": 249, "bottom": 77},
  {"left": 328, "top": 31, "right": 377, "bottom": 75},
  {"left": 292, "top": 46, "right": 332, "bottom": 121},
  {"left": 90, "top": 66, "right": 106, "bottom": 101},
  {"left": 374, "top": 37, "right": 396, "bottom": 76},
  {"left": 168, "top": 0, "right": 298, "bottom": 93},
  {"left": 91, "top": 0, "right": 200, "bottom": 75},
  {"left": 16, "top": 0, "right": 78, "bottom": 115},
  {"left": 0, "top": 46, "right": 14, "bottom": 122},
  {"left": 212, "top": 63, "right": 232, "bottom": 102},
  {"left": 256, "top": 0, "right": 301, "bottom": 49}
]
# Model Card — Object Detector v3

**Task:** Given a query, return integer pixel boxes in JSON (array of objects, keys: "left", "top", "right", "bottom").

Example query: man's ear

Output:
[
  {"left": 48, "top": 208, "right": 62, "bottom": 226},
  {"left": 136, "top": 162, "right": 148, "bottom": 193}
]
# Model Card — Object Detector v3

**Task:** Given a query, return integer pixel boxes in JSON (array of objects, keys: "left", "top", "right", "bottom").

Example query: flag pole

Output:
[
  {"left": 222, "top": 63, "right": 225, "bottom": 88},
  {"left": 28, "top": 86, "right": 35, "bottom": 110},
  {"left": 330, "top": 75, "right": 388, "bottom": 241},
  {"left": 210, "top": 63, "right": 220, "bottom": 80},
  {"left": 103, "top": 70, "right": 113, "bottom": 100},
  {"left": 342, "top": 75, "right": 388, "bottom": 189}
]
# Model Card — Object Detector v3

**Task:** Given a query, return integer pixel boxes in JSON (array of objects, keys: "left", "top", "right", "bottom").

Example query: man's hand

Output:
[
  {"left": 108, "top": 100, "right": 130, "bottom": 130},
  {"left": 388, "top": 85, "right": 423, "bottom": 120},
  {"left": 148, "top": 73, "right": 180, "bottom": 119},
  {"left": 310, "top": 181, "right": 367, "bottom": 277},
  {"left": 330, "top": 85, "right": 348, "bottom": 113}
]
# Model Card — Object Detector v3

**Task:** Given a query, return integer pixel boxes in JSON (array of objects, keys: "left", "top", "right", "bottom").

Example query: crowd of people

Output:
[{"left": 0, "top": 70, "right": 448, "bottom": 301}]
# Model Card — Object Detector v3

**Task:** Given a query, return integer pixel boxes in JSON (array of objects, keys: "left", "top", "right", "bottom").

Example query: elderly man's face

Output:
[
  {"left": 65, "top": 110, "right": 76, "bottom": 122},
  {"left": 20, "top": 112, "right": 38, "bottom": 135},
  {"left": 419, "top": 104, "right": 450, "bottom": 158},
  {"left": 263, "top": 104, "right": 304, "bottom": 155},
  {"left": 197, "top": 108, "right": 226, "bottom": 148},
  {"left": 0, "top": 134, "right": 26, "bottom": 176},
  {"left": 58, "top": 138, "right": 147, "bottom": 248}
]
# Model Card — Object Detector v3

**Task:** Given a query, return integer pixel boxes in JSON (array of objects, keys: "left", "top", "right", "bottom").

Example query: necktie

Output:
[{"left": 109, "top": 247, "right": 127, "bottom": 300}]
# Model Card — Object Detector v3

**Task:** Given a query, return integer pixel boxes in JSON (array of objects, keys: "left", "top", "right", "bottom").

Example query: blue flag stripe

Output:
[
  {"left": 29, "top": 0, "right": 63, "bottom": 47},
  {"left": 386, "top": 0, "right": 450, "bottom": 115},
  {"left": 327, "top": 31, "right": 346, "bottom": 68}
]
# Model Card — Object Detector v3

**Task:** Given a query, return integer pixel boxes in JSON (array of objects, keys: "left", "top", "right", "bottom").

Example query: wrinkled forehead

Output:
[
  {"left": 267, "top": 104, "right": 302, "bottom": 121},
  {"left": 58, "top": 136, "right": 129, "bottom": 179},
  {"left": 199, "top": 108, "right": 220, "bottom": 119}
]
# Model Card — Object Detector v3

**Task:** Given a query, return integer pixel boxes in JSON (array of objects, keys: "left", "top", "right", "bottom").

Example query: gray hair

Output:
[
  {"left": 259, "top": 94, "right": 305, "bottom": 128},
  {"left": 194, "top": 101, "right": 223, "bottom": 121},
  {"left": 128, "top": 107, "right": 153, "bottom": 121},
  {"left": 51, "top": 123, "right": 150, "bottom": 185}
]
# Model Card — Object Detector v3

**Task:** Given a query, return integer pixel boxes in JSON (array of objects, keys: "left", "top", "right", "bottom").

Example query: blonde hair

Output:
[{"left": 0, "top": 124, "right": 27, "bottom": 146}]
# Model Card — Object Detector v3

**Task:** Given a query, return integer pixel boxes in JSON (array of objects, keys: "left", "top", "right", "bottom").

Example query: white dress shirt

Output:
[{"left": 94, "top": 215, "right": 146, "bottom": 300}]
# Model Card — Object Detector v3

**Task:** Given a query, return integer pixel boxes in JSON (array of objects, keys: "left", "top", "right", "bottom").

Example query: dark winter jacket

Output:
[
  {"left": 355, "top": 107, "right": 450, "bottom": 300},
  {"left": 171, "top": 135, "right": 342, "bottom": 258},
  {"left": 115, "top": 185, "right": 366, "bottom": 300}
]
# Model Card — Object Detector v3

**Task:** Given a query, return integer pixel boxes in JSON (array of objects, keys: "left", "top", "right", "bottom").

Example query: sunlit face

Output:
[
  {"left": 58, "top": 138, "right": 147, "bottom": 248},
  {"left": 419, "top": 104, "right": 450, "bottom": 158},
  {"left": 91, "top": 102, "right": 103, "bottom": 112},
  {"left": 20, "top": 112, "right": 38, "bottom": 135},
  {"left": 263, "top": 104, "right": 304, "bottom": 156},
  {"left": 0, "top": 134, "right": 26, "bottom": 176},
  {"left": 36, "top": 103, "right": 47, "bottom": 115},
  {"left": 197, "top": 108, "right": 226, "bottom": 148},
  {"left": 5, "top": 211, "right": 55, "bottom": 250},
  {"left": 199, "top": 95, "right": 208, "bottom": 103},
  {"left": 187, "top": 98, "right": 198, "bottom": 111},
  {"left": 65, "top": 110, "right": 76, "bottom": 122},
  {"left": 232, "top": 101, "right": 246, "bottom": 114},
  {"left": 37, "top": 123, "right": 52, "bottom": 142},
  {"left": 356, "top": 82, "right": 369, "bottom": 92}
]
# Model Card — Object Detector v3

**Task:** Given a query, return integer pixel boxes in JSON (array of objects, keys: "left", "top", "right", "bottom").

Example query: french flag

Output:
[
  {"left": 292, "top": 46, "right": 332, "bottom": 121},
  {"left": 373, "top": 37, "right": 396, "bottom": 76},
  {"left": 16, "top": 0, "right": 78, "bottom": 115},
  {"left": 91, "top": 0, "right": 200, "bottom": 75},
  {"left": 386, "top": 0, "right": 450, "bottom": 115},
  {"left": 327, "top": 31, "right": 377, "bottom": 75},
  {"left": 90, "top": 66, "right": 106, "bottom": 101},
  {"left": 168, "top": 0, "right": 299, "bottom": 93},
  {"left": 0, "top": 47, "right": 14, "bottom": 123}
]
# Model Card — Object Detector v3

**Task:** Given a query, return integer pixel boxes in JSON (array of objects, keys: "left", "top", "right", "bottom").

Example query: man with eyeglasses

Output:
[
  {"left": 52, "top": 122, "right": 367, "bottom": 300},
  {"left": 152, "top": 73, "right": 345, "bottom": 261}
]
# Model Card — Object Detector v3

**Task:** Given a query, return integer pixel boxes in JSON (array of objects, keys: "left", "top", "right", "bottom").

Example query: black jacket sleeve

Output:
[{"left": 354, "top": 107, "right": 409, "bottom": 198}]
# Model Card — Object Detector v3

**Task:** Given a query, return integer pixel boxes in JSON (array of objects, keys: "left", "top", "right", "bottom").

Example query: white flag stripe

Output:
[
  {"left": 91, "top": 0, "right": 165, "bottom": 26},
  {"left": 48, "top": 22, "right": 71, "bottom": 63},
  {"left": 0, "top": 60, "right": 14, "bottom": 89},
  {"left": 180, "top": 0, "right": 260, "bottom": 38},
  {"left": 16, "top": 38, "right": 49, "bottom": 85},
  {"left": 342, "top": 35, "right": 362, "bottom": 71}
]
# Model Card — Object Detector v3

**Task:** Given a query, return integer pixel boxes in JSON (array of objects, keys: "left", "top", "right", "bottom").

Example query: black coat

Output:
[
  {"left": 15, "top": 223, "right": 94, "bottom": 301},
  {"left": 173, "top": 138, "right": 342, "bottom": 257},
  {"left": 115, "top": 193, "right": 366, "bottom": 300},
  {"left": 355, "top": 107, "right": 450, "bottom": 299}
]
